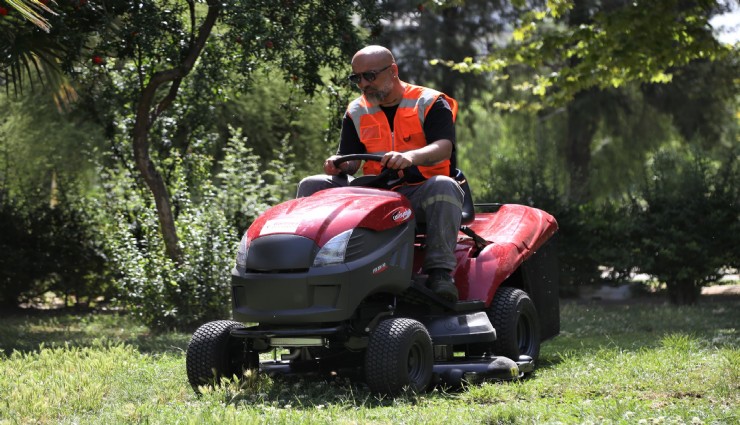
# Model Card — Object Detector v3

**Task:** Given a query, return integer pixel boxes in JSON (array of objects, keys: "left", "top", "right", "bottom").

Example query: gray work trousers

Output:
[{"left": 296, "top": 174, "right": 464, "bottom": 271}]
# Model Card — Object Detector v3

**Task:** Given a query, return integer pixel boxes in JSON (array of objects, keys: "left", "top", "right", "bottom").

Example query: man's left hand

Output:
[{"left": 380, "top": 151, "right": 414, "bottom": 170}]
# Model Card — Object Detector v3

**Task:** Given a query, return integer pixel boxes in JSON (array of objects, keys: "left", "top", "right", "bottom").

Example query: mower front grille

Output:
[
  {"left": 345, "top": 224, "right": 413, "bottom": 264},
  {"left": 344, "top": 231, "right": 367, "bottom": 262}
]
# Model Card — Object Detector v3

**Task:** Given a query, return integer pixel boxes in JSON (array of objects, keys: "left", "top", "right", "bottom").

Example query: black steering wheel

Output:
[{"left": 333, "top": 154, "right": 405, "bottom": 189}]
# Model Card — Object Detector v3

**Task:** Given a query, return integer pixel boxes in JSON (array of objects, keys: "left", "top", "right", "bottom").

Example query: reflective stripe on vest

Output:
[{"left": 347, "top": 83, "right": 458, "bottom": 179}]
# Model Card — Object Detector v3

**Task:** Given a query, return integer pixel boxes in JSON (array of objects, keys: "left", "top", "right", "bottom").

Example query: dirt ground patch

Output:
[
  {"left": 576, "top": 283, "right": 740, "bottom": 305},
  {"left": 702, "top": 284, "right": 740, "bottom": 295}
]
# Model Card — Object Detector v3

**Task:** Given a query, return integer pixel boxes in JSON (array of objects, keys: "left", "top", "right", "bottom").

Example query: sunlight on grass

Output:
[{"left": 0, "top": 299, "right": 738, "bottom": 424}]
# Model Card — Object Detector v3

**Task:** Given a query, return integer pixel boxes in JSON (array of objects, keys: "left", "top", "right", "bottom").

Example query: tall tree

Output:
[
  {"left": 371, "top": 0, "right": 530, "bottom": 102},
  {"left": 2, "top": 0, "right": 381, "bottom": 262},
  {"left": 442, "top": 0, "right": 735, "bottom": 200}
]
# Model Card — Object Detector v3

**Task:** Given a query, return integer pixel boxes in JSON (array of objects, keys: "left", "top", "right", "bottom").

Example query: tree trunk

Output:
[
  {"left": 132, "top": 135, "right": 183, "bottom": 261},
  {"left": 565, "top": 89, "right": 600, "bottom": 201},
  {"left": 563, "top": 0, "right": 600, "bottom": 202},
  {"left": 131, "top": 2, "right": 221, "bottom": 262},
  {"left": 667, "top": 280, "right": 701, "bottom": 305}
]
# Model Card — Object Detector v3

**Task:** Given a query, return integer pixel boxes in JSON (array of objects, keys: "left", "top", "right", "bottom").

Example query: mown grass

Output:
[{"left": 0, "top": 297, "right": 738, "bottom": 424}]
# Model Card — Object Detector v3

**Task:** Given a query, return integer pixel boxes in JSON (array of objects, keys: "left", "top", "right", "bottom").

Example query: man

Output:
[{"left": 297, "top": 45, "right": 463, "bottom": 302}]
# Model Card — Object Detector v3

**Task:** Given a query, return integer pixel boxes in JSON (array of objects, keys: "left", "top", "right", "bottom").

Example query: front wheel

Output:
[
  {"left": 490, "top": 287, "right": 541, "bottom": 362},
  {"left": 186, "top": 320, "right": 258, "bottom": 394},
  {"left": 365, "top": 317, "right": 433, "bottom": 395}
]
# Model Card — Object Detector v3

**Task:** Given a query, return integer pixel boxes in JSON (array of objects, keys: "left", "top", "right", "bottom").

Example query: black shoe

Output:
[{"left": 426, "top": 269, "right": 459, "bottom": 303}]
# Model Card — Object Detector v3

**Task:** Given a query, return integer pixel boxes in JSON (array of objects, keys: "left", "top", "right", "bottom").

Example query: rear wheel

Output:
[
  {"left": 490, "top": 287, "right": 541, "bottom": 362},
  {"left": 186, "top": 320, "right": 258, "bottom": 394},
  {"left": 365, "top": 317, "right": 433, "bottom": 395}
]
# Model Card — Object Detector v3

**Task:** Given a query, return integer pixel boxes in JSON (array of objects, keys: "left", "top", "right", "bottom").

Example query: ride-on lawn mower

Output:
[{"left": 186, "top": 155, "right": 559, "bottom": 395}]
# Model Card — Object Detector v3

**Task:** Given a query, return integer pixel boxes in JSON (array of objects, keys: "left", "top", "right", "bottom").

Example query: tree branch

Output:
[{"left": 132, "top": 1, "right": 222, "bottom": 262}]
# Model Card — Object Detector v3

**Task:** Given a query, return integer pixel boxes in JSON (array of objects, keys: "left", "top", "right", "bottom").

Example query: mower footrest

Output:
[
  {"left": 230, "top": 325, "right": 345, "bottom": 339},
  {"left": 408, "top": 281, "right": 486, "bottom": 311}
]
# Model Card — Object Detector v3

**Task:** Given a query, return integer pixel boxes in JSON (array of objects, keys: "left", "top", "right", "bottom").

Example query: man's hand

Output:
[
  {"left": 380, "top": 151, "right": 415, "bottom": 170},
  {"left": 323, "top": 155, "right": 344, "bottom": 175},
  {"left": 380, "top": 139, "right": 453, "bottom": 170},
  {"left": 324, "top": 155, "right": 360, "bottom": 175}
]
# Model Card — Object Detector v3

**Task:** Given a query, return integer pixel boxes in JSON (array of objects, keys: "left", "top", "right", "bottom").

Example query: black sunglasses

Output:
[{"left": 348, "top": 64, "right": 393, "bottom": 85}]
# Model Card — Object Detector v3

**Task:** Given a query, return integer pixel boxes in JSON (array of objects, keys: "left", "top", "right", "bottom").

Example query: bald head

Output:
[
  {"left": 350, "top": 45, "right": 403, "bottom": 106},
  {"left": 351, "top": 45, "right": 395, "bottom": 67}
]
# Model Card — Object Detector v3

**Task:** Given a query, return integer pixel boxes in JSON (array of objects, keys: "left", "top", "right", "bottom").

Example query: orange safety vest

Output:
[{"left": 346, "top": 82, "right": 458, "bottom": 179}]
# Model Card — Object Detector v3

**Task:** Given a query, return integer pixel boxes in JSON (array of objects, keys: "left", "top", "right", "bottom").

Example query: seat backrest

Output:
[{"left": 454, "top": 169, "right": 475, "bottom": 225}]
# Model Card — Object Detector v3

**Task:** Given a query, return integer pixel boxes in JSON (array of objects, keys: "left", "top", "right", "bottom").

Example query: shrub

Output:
[
  {"left": 472, "top": 146, "right": 633, "bottom": 294},
  {"left": 104, "top": 191, "right": 234, "bottom": 329},
  {"left": 0, "top": 197, "right": 39, "bottom": 307},
  {"left": 630, "top": 149, "right": 738, "bottom": 305},
  {"left": 552, "top": 202, "right": 637, "bottom": 293},
  {"left": 100, "top": 132, "right": 294, "bottom": 330},
  {"left": 0, "top": 191, "right": 108, "bottom": 308}
]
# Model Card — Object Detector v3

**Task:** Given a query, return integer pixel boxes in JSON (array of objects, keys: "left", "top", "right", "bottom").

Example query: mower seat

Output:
[{"left": 455, "top": 169, "right": 475, "bottom": 226}]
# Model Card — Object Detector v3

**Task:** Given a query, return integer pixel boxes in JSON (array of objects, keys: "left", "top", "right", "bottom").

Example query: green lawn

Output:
[{"left": 1, "top": 297, "right": 738, "bottom": 424}]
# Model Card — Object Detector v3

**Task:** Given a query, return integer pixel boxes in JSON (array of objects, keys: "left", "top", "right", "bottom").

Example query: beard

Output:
[{"left": 363, "top": 80, "right": 393, "bottom": 103}]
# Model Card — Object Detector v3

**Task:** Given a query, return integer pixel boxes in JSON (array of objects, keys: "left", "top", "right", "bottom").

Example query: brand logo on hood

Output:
[
  {"left": 372, "top": 263, "right": 388, "bottom": 275},
  {"left": 391, "top": 207, "right": 412, "bottom": 223}
]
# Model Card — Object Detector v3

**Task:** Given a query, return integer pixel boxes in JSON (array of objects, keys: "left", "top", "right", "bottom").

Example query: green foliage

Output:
[
  {"left": 101, "top": 164, "right": 232, "bottom": 330},
  {"left": 0, "top": 92, "right": 103, "bottom": 201},
  {"left": 458, "top": 96, "right": 738, "bottom": 297},
  {"left": 587, "top": 86, "right": 677, "bottom": 199},
  {"left": 642, "top": 56, "right": 740, "bottom": 146},
  {"left": 215, "top": 72, "right": 337, "bottom": 177},
  {"left": 32, "top": 190, "right": 109, "bottom": 305},
  {"left": 0, "top": 197, "right": 40, "bottom": 306},
  {"left": 0, "top": 89, "right": 110, "bottom": 308},
  {"left": 100, "top": 133, "right": 295, "bottom": 330},
  {"left": 70, "top": 0, "right": 380, "bottom": 110},
  {"left": 0, "top": 192, "right": 108, "bottom": 308},
  {"left": 0, "top": 91, "right": 111, "bottom": 307},
  {"left": 0, "top": 0, "right": 126, "bottom": 104},
  {"left": 370, "top": 0, "right": 511, "bottom": 102},
  {"left": 440, "top": 1, "right": 738, "bottom": 203},
  {"left": 630, "top": 148, "right": 739, "bottom": 304},
  {"left": 456, "top": 99, "right": 567, "bottom": 201},
  {"left": 551, "top": 202, "right": 638, "bottom": 291},
  {"left": 215, "top": 127, "right": 296, "bottom": 232},
  {"left": 457, "top": 110, "right": 630, "bottom": 289},
  {"left": 449, "top": 0, "right": 733, "bottom": 110},
  {"left": 456, "top": 87, "right": 676, "bottom": 203},
  {"left": 0, "top": 0, "right": 53, "bottom": 32}
]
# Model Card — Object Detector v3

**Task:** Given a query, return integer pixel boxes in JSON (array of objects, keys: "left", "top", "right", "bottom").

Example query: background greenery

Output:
[{"left": 0, "top": 0, "right": 738, "bottom": 329}]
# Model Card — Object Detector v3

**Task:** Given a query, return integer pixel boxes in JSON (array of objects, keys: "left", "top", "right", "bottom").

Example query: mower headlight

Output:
[
  {"left": 312, "top": 229, "right": 352, "bottom": 267},
  {"left": 234, "top": 233, "right": 249, "bottom": 272}
]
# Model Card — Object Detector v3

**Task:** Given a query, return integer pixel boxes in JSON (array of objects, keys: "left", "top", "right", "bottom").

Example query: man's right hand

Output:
[{"left": 324, "top": 155, "right": 344, "bottom": 175}]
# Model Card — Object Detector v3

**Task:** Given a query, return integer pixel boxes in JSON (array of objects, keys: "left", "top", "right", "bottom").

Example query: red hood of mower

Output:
[{"left": 247, "top": 187, "right": 414, "bottom": 247}]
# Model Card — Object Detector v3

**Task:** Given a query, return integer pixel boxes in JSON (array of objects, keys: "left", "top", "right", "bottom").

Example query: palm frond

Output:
[
  {"left": 5, "top": 0, "right": 56, "bottom": 32},
  {"left": 1, "top": 27, "right": 78, "bottom": 110}
]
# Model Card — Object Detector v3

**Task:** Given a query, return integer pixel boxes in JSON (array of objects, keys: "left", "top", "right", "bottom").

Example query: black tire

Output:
[
  {"left": 365, "top": 317, "right": 433, "bottom": 395},
  {"left": 490, "top": 287, "right": 541, "bottom": 362},
  {"left": 186, "top": 320, "right": 257, "bottom": 394}
]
